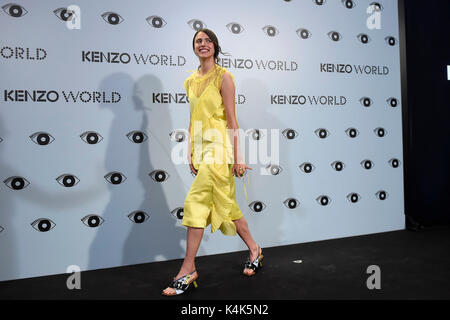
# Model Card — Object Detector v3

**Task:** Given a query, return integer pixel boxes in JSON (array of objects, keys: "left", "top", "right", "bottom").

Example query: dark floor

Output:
[{"left": 1, "top": 224, "right": 450, "bottom": 300}]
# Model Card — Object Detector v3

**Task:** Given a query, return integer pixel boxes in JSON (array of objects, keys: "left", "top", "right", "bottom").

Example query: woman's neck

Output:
[{"left": 198, "top": 58, "right": 216, "bottom": 75}]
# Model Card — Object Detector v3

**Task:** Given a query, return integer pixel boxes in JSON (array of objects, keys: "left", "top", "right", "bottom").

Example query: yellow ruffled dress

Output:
[{"left": 182, "top": 64, "right": 244, "bottom": 236}]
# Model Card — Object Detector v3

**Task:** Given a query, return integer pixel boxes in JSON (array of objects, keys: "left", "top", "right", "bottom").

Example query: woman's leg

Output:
[
  {"left": 233, "top": 217, "right": 259, "bottom": 258},
  {"left": 162, "top": 226, "right": 204, "bottom": 294}
]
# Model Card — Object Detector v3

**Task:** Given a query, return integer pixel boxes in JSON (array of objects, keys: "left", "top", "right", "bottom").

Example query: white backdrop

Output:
[{"left": 0, "top": 0, "right": 404, "bottom": 281}]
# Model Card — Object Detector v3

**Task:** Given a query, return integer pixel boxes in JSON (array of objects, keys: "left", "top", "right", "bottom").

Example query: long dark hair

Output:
[{"left": 192, "top": 28, "right": 229, "bottom": 67}]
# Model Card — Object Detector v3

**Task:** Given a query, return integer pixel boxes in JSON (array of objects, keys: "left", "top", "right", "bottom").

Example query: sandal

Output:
[
  {"left": 243, "top": 246, "right": 263, "bottom": 276},
  {"left": 162, "top": 270, "right": 198, "bottom": 296}
]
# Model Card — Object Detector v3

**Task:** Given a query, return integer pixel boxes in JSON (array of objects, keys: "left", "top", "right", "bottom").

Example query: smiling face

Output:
[{"left": 194, "top": 31, "right": 215, "bottom": 60}]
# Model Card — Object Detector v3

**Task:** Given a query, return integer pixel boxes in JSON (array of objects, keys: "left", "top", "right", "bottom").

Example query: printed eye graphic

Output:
[
  {"left": 374, "top": 127, "right": 387, "bottom": 137},
  {"left": 262, "top": 25, "right": 279, "bottom": 37},
  {"left": 387, "top": 97, "right": 398, "bottom": 108},
  {"left": 388, "top": 158, "right": 401, "bottom": 168},
  {"left": 347, "top": 192, "right": 361, "bottom": 203},
  {"left": 369, "top": 2, "right": 383, "bottom": 11},
  {"left": 249, "top": 201, "right": 267, "bottom": 213},
  {"left": 360, "top": 97, "right": 373, "bottom": 107},
  {"left": 169, "top": 129, "right": 188, "bottom": 142},
  {"left": 3, "top": 176, "right": 30, "bottom": 190},
  {"left": 149, "top": 170, "right": 170, "bottom": 182},
  {"left": 341, "top": 0, "right": 356, "bottom": 9},
  {"left": 282, "top": 128, "right": 299, "bottom": 140},
  {"left": 283, "top": 198, "right": 300, "bottom": 209},
  {"left": 246, "top": 128, "right": 264, "bottom": 140},
  {"left": 265, "top": 164, "right": 283, "bottom": 176},
  {"left": 127, "top": 211, "right": 150, "bottom": 224},
  {"left": 357, "top": 33, "right": 371, "bottom": 44},
  {"left": 0, "top": 137, "right": 2, "bottom": 143},
  {"left": 31, "top": 218, "right": 55, "bottom": 232},
  {"left": 226, "top": 22, "right": 244, "bottom": 34},
  {"left": 187, "top": 19, "right": 206, "bottom": 31},
  {"left": 80, "top": 131, "right": 103, "bottom": 144},
  {"left": 315, "top": 128, "right": 330, "bottom": 139},
  {"left": 170, "top": 207, "right": 184, "bottom": 220},
  {"left": 346, "top": 127, "right": 359, "bottom": 138},
  {"left": 126, "top": 130, "right": 148, "bottom": 143},
  {"left": 2, "top": 3, "right": 28, "bottom": 17},
  {"left": 29, "top": 132, "right": 55, "bottom": 146},
  {"left": 316, "top": 195, "right": 331, "bottom": 206},
  {"left": 101, "top": 12, "right": 124, "bottom": 25},
  {"left": 0, "top": 226, "right": 4, "bottom": 233},
  {"left": 147, "top": 15, "right": 166, "bottom": 28},
  {"left": 56, "top": 174, "right": 80, "bottom": 187},
  {"left": 385, "top": 36, "right": 397, "bottom": 46},
  {"left": 81, "top": 214, "right": 104, "bottom": 228},
  {"left": 375, "top": 190, "right": 389, "bottom": 200},
  {"left": 299, "top": 162, "right": 315, "bottom": 173},
  {"left": 296, "top": 28, "right": 312, "bottom": 40},
  {"left": 327, "top": 31, "right": 342, "bottom": 42},
  {"left": 313, "top": 0, "right": 327, "bottom": 5},
  {"left": 104, "top": 171, "right": 127, "bottom": 185},
  {"left": 53, "top": 7, "right": 75, "bottom": 21},
  {"left": 331, "top": 160, "right": 345, "bottom": 172},
  {"left": 360, "top": 159, "right": 374, "bottom": 170}
]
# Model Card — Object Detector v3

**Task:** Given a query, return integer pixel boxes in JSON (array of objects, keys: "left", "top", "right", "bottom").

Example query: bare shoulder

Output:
[{"left": 221, "top": 70, "right": 234, "bottom": 89}]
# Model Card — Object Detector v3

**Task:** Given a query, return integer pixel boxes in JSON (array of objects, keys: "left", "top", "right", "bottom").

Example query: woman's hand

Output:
[
  {"left": 188, "top": 152, "right": 198, "bottom": 176},
  {"left": 233, "top": 163, "right": 252, "bottom": 178}
]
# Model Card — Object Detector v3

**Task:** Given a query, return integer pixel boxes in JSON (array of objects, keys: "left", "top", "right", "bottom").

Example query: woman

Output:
[{"left": 162, "top": 29, "right": 263, "bottom": 296}]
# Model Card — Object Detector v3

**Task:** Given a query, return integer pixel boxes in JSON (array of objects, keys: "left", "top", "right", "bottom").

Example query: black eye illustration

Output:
[
  {"left": 147, "top": 15, "right": 166, "bottom": 28},
  {"left": 360, "top": 159, "right": 374, "bottom": 170},
  {"left": 3, "top": 176, "right": 30, "bottom": 190},
  {"left": 249, "top": 201, "right": 266, "bottom": 213},
  {"left": 170, "top": 207, "right": 184, "bottom": 220},
  {"left": 104, "top": 171, "right": 127, "bottom": 185},
  {"left": 369, "top": 2, "right": 383, "bottom": 11},
  {"left": 282, "top": 128, "right": 299, "bottom": 140},
  {"left": 327, "top": 31, "right": 342, "bottom": 42},
  {"left": 31, "top": 218, "right": 55, "bottom": 232},
  {"left": 388, "top": 158, "right": 401, "bottom": 168},
  {"left": 341, "top": 0, "right": 356, "bottom": 9},
  {"left": 29, "top": 132, "right": 55, "bottom": 146},
  {"left": 0, "top": 137, "right": 3, "bottom": 143},
  {"left": 0, "top": 226, "right": 4, "bottom": 233},
  {"left": 56, "top": 174, "right": 80, "bottom": 187},
  {"left": 331, "top": 160, "right": 345, "bottom": 172},
  {"left": 360, "top": 97, "right": 373, "bottom": 107},
  {"left": 346, "top": 127, "right": 359, "bottom": 138},
  {"left": 127, "top": 210, "right": 150, "bottom": 224},
  {"left": 80, "top": 131, "right": 103, "bottom": 144},
  {"left": 126, "top": 131, "right": 148, "bottom": 143},
  {"left": 385, "top": 36, "right": 397, "bottom": 46},
  {"left": 357, "top": 33, "right": 371, "bottom": 44},
  {"left": 315, "top": 128, "right": 330, "bottom": 139},
  {"left": 101, "top": 12, "right": 124, "bottom": 25},
  {"left": 149, "top": 170, "right": 169, "bottom": 182},
  {"left": 347, "top": 192, "right": 361, "bottom": 203},
  {"left": 81, "top": 214, "right": 104, "bottom": 228},
  {"left": 53, "top": 7, "right": 75, "bottom": 21},
  {"left": 226, "top": 22, "right": 244, "bottom": 34},
  {"left": 262, "top": 25, "right": 279, "bottom": 37},
  {"left": 246, "top": 128, "right": 264, "bottom": 140},
  {"left": 299, "top": 162, "right": 315, "bottom": 173},
  {"left": 387, "top": 97, "right": 398, "bottom": 108},
  {"left": 2, "top": 3, "right": 28, "bottom": 17},
  {"left": 169, "top": 129, "right": 188, "bottom": 142},
  {"left": 265, "top": 164, "right": 282, "bottom": 176},
  {"left": 375, "top": 190, "right": 388, "bottom": 200},
  {"left": 313, "top": 0, "right": 327, "bottom": 5},
  {"left": 283, "top": 198, "right": 300, "bottom": 209},
  {"left": 316, "top": 195, "right": 331, "bottom": 206},
  {"left": 296, "top": 28, "right": 312, "bottom": 40},
  {"left": 187, "top": 19, "right": 206, "bottom": 31},
  {"left": 374, "top": 127, "right": 387, "bottom": 137}
]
